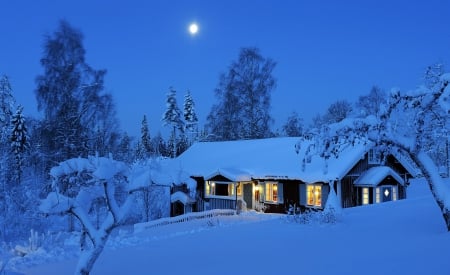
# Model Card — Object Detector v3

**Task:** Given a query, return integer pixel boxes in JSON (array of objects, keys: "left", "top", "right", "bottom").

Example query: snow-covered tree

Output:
[
  {"left": 0, "top": 75, "right": 15, "bottom": 130},
  {"left": 40, "top": 156, "right": 134, "bottom": 275},
  {"left": 35, "top": 20, "right": 119, "bottom": 174},
  {"left": 206, "top": 47, "right": 276, "bottom": 140},
  {"left": 356, "top": 86, "right": 387, "bottom": 118},
  {"left": 323, "top": 100, "right": 353, "bottom": 124},
  {"left": 0, "top": 75, "right": 17, "bottom": 241},
  {"left": 140, "top": 115, "right": 153, "bottom": 157},
  {"left": 116, "top": 133, "right": 134, "bottom": 163},
  {"left": 183, "top": 90, "right": 198, "bottom": 142},
  {"left": 300, "top": 73, "right": 450, "bottom": 230},
  {"left": 10, "top": 105, "right": 29, "bottom": 184},
  {"left": 152, "top": 132, "right": 168, "bottom": 157},
  {"left": 162, "top": 87, "right": 184, "bottom": 157},
  {"left": 282, "top": 111, "right": 303, "bottom": 137}
]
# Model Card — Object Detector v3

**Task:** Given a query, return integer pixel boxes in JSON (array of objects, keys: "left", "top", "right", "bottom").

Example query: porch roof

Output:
[
  {"left": 205, "top": 168, "right": 251, "bottom": 182},
  {"left": 354, "top": 166, "right": 405, "bottom": 187}
]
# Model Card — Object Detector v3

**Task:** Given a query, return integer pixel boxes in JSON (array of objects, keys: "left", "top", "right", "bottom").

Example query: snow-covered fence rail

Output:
[{"left": 134, "top": 209, "right": 236, "bottom": 233}]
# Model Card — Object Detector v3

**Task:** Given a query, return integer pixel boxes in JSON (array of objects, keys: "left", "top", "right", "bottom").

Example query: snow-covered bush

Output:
[{"left": 288, "top": 208, "right": 339, "bottom": 225}]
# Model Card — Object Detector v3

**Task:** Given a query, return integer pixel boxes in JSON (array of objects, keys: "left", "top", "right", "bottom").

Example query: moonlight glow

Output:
[{"left": 189, "top": 23, "right": 199, "bottom": 35}]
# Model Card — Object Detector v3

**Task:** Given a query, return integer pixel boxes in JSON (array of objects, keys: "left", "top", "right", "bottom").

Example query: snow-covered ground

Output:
[{"left": 11, "top": 178, "right": 450, "bottom": 274}]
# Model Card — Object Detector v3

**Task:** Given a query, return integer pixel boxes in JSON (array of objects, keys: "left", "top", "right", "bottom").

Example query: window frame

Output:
[
  {"left": 368, "top": 149, "right": 381, "bottom": 164},
  {"left": 205, "top": 181, "right": 239, "bottom": 199},
  {"left": 264, "top": 182, "right": 278, "bottom": 203},
  {"left": 362, "top": 187, "right": 369, "bottom": 205},
  {"left": 306, "top": 184, "right": 322, "bottom": 208},
  {"left": 375, "top": 187, "right": 381, "bottom": 203}
]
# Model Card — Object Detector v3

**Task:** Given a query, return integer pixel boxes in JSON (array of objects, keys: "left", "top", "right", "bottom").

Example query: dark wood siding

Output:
[
  {"left": 341, "top": 176, "right": 356, "bottom": 208},
  {"left": 347, "top": 157, "right": 370, "bottom": 176},
  {"left": 299, "top": 183, "right": 306, "bottom": 206},
  {"left": 385, "top": 155, "right": 410, "bottom": 179},
  {"left": 281, "top": 180, "right": 300, "bottom": 208},
  {"left": 321, "top": 184, "right": 329, "bottom": 209}
]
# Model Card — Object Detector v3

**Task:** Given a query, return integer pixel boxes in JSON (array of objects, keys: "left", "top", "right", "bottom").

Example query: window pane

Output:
[
  {"left": 362, "top": 187, "right": 369, "bottom": 205},
  {"left": 307, "top": 185, "right": 314, "bottom": 205},
  {"left": 315, "top": 185, "right": 321, "bottom": 207},
  {"left": 273, "top": 184, "right": 278, "bottom": 202}
]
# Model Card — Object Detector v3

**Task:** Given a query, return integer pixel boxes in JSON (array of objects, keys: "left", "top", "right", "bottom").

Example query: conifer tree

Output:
[
  {"left": 183, "top": 90, "right": 198, "bottom": 146},
  {"left": 162, "top": 87, "right": 184, "bottom": 157},
  {"left": 141, "top": 115, "right": 153, "bottom": 157},
  {"left": 10, "top": 105, "right": 29, "bottom": 183}
]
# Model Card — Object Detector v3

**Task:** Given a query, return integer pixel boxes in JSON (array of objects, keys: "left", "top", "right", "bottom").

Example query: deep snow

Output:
[{"left": 14, "top": 178, "right": 450, "bottom": 274}]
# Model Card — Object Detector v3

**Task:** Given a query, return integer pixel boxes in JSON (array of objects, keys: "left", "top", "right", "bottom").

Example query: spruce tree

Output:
[
  {"left": 141, "top": 115, "right": 153, "bottom": 157},
  {"left": 161, "top": 87, "right": 184, "bottom": 157},
  {"left": 183, "top": 90, "right": 198, "bottom": 133},
  {"left": 10, "top": 105, "right": 29, "bottom": 184}
]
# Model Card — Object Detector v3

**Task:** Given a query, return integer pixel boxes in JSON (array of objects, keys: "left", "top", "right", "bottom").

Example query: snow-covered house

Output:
[{"left": 175, "top": 137, "right": 417, "bottom": 213}]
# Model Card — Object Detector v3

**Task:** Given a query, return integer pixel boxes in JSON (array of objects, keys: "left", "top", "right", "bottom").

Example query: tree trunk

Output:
[
  {"left": 413, "top": 151, "right": 450, "bottom": 231},
  {"left": 75, "top": 230, "right": 110, "bottom": 275}
]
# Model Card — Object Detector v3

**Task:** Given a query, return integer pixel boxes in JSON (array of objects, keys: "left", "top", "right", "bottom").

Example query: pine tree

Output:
[
  {"left": 0, "top": 75, "right": 15, "bottom": 131},
  {"left": 141, "top": 115, "right": 153, "bottom": 157},
  {"left": 116, "top": 133, "right": 133, "bottom": 163},
  {"left": 10, "top": 105, "right": 29, "bottom": 184},
  {"left": 161, "top": 87, "right": 184, "bottom": 157},
  {"left": 183, "top": 90, "right": 198, "bottom": 135}
]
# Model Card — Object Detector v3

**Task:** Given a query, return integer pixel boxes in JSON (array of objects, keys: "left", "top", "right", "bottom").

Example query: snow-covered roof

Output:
[
  {"left": 354, "top": 166, "right": 405, "bottom": 187},
  {"left": 176, "top": 137, "right": 373, "bottom": 183},
  {"left": 205, "top": 168, "right": 252, "bottom": 182},
  {"left": 128, "top": 158, "right": 197, "bottom": 191},
  {"left": 171, "top": 191, "right": 196, "bottom": 204}
]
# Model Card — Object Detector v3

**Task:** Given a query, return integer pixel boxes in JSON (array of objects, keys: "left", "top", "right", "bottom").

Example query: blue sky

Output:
[{"left": 1, "top": 0, "right": 449, "bottom": 137}]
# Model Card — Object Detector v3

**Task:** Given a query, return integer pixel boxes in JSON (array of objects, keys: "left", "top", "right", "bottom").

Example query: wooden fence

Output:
[{"left": 134, "top": 209, "right": 236, "bottom": 233}]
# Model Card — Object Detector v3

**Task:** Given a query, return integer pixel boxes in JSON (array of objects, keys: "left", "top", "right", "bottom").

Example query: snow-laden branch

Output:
[{"left": 304, "top": 74, "right": 450, "bottom": 230}]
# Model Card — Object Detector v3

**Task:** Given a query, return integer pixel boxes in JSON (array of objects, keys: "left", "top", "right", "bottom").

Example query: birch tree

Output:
[{"left": 206, "top": 47, "right": 276, "bottom": 140}]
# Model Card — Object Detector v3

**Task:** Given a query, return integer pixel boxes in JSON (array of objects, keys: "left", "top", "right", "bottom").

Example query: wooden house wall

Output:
[
  {"left": 385, "top": 155, "right": 410, "bottom": 179},
  {"left": 347, "top": 155, "right": 369, "bottom": 176},
  {"left": 341, "top": 176, "right": 357, "bottom": 208},
  {"left": 280, "top": 180, "right": 300, "bottom": 207}
]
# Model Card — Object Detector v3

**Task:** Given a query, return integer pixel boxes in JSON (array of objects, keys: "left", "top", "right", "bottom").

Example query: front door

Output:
[
  {"left": 243, "top": 183, "right": 253, "bottom": 209},
  {"left": 382, "top": 187, "right": 392, "bottom": 202}
]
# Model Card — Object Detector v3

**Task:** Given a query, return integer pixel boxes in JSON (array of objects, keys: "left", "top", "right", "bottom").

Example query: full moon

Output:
[{"left": 188, "top": 23, "right": 199, "bottom": 35}]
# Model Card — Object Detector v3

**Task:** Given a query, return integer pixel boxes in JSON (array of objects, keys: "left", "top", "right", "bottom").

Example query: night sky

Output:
[{"left": 1, "top": 0, "right": 449, "bottom": 137}]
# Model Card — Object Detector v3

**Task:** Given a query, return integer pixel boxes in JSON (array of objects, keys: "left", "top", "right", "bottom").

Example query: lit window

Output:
[
  {"left": 205, "top": 181, "right": 238, "bottom": 197},
  {"left": 306, "top": 184, "right": 322, "bottom": 207},
  {"left": 392, "top": 186, "right": 397, "bottom": 201},
  {"left": 265, "top": 182, "right": 278, "bottom": 202},
  {"left": 375, "top": 187, "right": 381, "bottom": 203},
  {"left": 362, "top": 187, "right": 369, "bottom": 205}
]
